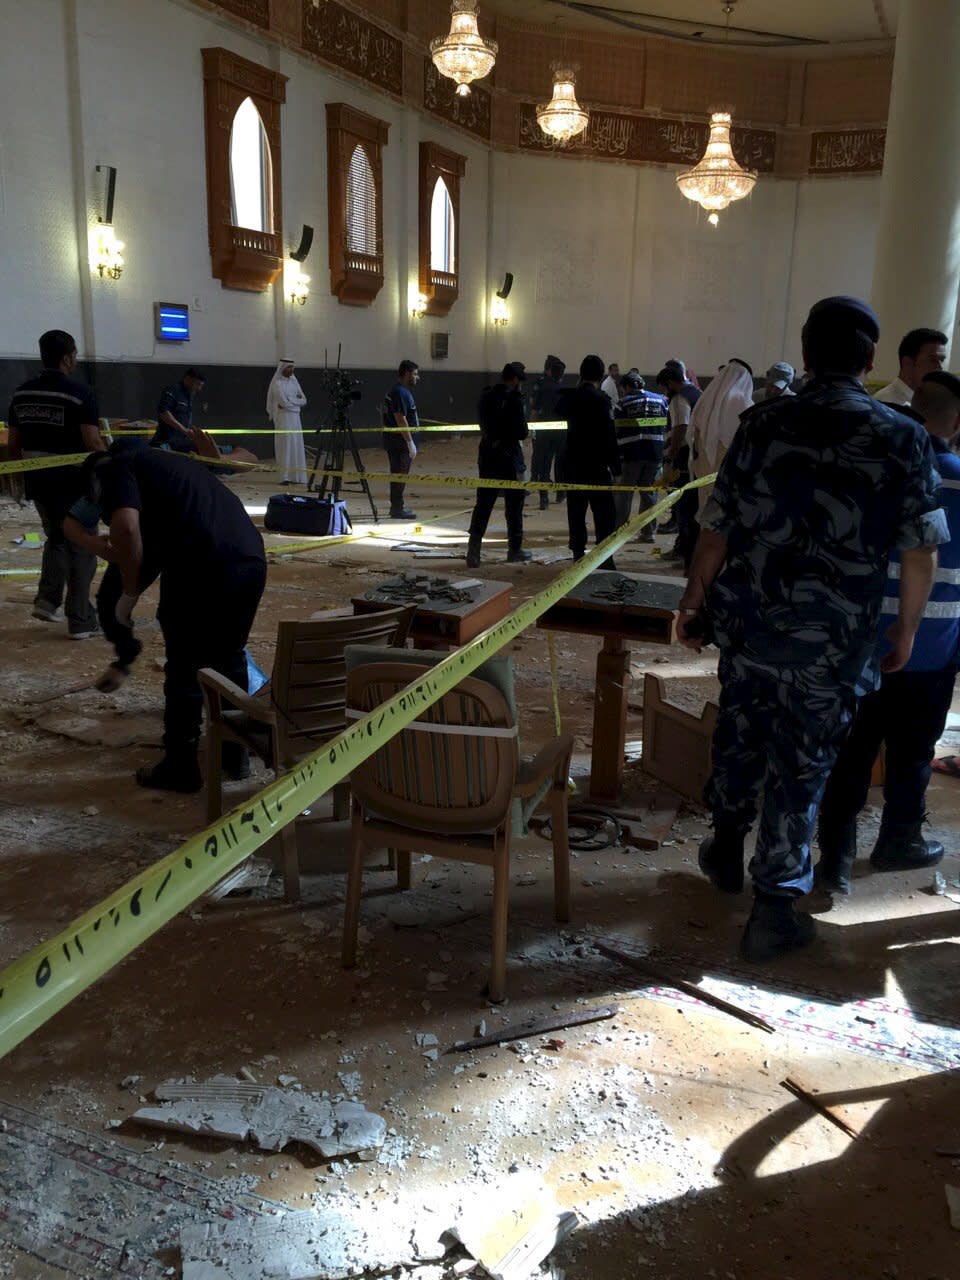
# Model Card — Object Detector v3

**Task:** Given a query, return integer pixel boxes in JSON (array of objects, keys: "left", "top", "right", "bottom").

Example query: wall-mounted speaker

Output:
[
  {"left": 291, "top": 225, "right": 314, "bottom": 263},
  {"left": 496, "top": 272, "right": 513, "bottom": 299}
]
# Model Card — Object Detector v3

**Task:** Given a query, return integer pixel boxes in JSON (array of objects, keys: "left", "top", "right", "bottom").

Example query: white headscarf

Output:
[
  {"left": 266, "top": 359, "right": 304, "bottom": 421},
  {"left": 691, "top": 360, "right": 755, "bottom": 467}
]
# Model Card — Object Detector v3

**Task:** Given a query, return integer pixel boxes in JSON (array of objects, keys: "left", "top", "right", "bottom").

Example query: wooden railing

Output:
[{"left": 231, "top": 226, "right": 282, "bottom": 256}]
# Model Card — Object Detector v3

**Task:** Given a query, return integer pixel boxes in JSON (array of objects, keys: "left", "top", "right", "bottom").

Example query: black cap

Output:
[
  {"left": 502, "top": 361, "right": 526, "bottom": 382},
  {"left": 922, "top": 370, "right": 960, "bottom": 400},
  {"left": 186, "top": 367, "right": 206, "bottom": 382},
  {"left": 620, "top": 371, "right": 644, "bottom": 390},
  {"left": 805, "top": 296, "right": 880, "bottom": 342}
]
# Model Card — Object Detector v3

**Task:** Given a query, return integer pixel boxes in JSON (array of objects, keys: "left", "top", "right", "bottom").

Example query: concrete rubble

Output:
[
  {"left": 178, "top": 1176, "right": 577, "bottom": 1280},
  {"left": 131, "top": 1075, "right": 387, "bottom": 1160}
]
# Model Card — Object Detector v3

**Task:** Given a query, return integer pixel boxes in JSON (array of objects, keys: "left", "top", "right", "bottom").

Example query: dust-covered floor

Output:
[{"left": 2, "top": 439, "right": 960, "bottom": 1280}]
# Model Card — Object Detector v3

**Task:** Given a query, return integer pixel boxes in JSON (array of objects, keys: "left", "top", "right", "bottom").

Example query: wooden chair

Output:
[
  {"left": 199, "top": 606, "right": 414, "bottom": 901},
  {"left": 341, "top": 647, "right": 574, "bottom": 1002}
]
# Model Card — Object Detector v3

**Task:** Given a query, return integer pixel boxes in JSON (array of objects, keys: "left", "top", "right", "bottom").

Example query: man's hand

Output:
[
  {"left": 115, "top": 593, "right": 140, "bottom": 628},
  {"left": 880, "top": 619, "right": 916, "bottom": 673},
  {"left": 407, "top": 439, "right": 418, "bottom": 460},
  {"left": 677, "top": 610, "right": 703, "bottom": 652}
]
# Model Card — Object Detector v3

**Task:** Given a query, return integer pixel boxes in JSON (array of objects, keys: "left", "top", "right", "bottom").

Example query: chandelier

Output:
[
  {"left": 537, "top": 66, "right": 589, "bottom": 144},
  {"left": 675, "top": 110, "right": 756, "bottom": 226},
  {"left": 430, "top": 0, "right": 497, "bottom": 98}
]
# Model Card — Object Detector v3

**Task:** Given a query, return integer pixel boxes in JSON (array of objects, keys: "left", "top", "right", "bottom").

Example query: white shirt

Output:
[
  {"left": 875, "top": 376, "right": 913, "bottom": 407},
  {"left": 600, "top": 375, "right": 619, "bottom": 406}
]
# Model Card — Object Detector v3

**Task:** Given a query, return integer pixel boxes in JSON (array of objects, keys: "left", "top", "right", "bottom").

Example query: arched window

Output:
[
  {"left": 202, "top": 48, "right": 286, "bottom": 292},
  {"left": 346, "top": 144, "right": 377, "bottom": 256},
  {"left": 326, "top": 103, "right": 389, "bottom": 305},
  {"left": 430, "top": 177, "right": 455, "bottom": 274},
  {"left": 418, "top": 142, "right": 465, "bottom": 316},
  {"left": 230, "top": 97, "right": 273, "bottom": 233}
]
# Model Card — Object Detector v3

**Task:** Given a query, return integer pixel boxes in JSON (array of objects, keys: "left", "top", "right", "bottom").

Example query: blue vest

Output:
[{"left": 880, "top": 436, "right": 960, "bottom": 671}]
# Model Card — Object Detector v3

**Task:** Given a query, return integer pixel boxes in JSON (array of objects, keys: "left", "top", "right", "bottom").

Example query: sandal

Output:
[{"left": 931, "top": 755, "right": 960, "bottom": 779}]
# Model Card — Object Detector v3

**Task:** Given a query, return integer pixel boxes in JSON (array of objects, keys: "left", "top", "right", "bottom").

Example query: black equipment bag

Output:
[{"left": 264, "top": 494, "right": 352, "bottom": 536}]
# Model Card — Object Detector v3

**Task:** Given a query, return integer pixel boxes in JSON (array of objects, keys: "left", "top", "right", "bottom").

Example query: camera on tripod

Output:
[
  {"left": 318, "top": 365, "right": 362, "bottom": 419},
  {"left": 307, "top": 345, "right": 378, "bottom": 522}
]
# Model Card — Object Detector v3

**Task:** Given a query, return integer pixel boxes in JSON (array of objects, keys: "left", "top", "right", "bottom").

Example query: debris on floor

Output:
[{"left": 131, "top": 1075, "right": 387, "bottom": 1159}]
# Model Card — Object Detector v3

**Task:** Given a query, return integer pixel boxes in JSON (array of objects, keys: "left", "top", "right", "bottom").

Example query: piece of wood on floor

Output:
[{"left": 641, "top": 672, "right": 718, "bottom": 802}]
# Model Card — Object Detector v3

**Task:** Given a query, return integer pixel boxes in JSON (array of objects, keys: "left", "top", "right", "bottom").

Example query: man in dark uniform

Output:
[
  {"left": 613, "top": 372, "right": 669, "bottom": 540},
  {"left": 152, "top": 368, "right": 205, "bottom": 452},
  {"left": 529, "top": 355, "right": 566, "bottom": 510},
  {"left": 6, "top": 329, "right": 105, "bottom": 638},
  {"left": 382, "top": 359, "right": 420, "bottom": 519},
  {"left": 68, "top": 443, "right": 266, "bottom": 792},
  {"left": 559, "top": 354, "right": 622, "bottom": 566},
  {"left": 466, "top": 362, "right": 530, "bottom": 568},
  {"left": 678, "top": 297, "right": 946, "bottom": 961}
]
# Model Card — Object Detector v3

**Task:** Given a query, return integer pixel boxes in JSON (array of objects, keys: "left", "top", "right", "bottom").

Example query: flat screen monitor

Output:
[{"left": 155, "top": 302, "right": 190, "bottom": 343}]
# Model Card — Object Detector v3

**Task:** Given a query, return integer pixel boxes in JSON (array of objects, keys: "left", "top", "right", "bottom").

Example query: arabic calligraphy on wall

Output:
[
  {"left": 303, "top": 0, "right": 403, "bottom": 96},
  {"left": 809, "top": 129, "right": 886, "bottom": 174},
  {"left": 424, "top": 60, "right": 492, "bottom": 140},
  {"left": 518, "top": 105, "right": 776, "bottom": 173},
  {"left": 214, "top": 0, "right": 269, "bottom": 28}
]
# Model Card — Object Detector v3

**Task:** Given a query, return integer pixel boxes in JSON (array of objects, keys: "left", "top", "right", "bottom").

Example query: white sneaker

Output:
[{"left": 32, "top": 604, "right": 63, "bottom": 623}]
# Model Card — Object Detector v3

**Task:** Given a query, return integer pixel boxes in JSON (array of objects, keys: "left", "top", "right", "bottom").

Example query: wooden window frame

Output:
[
  {"left": 326, "top": 103, "right": 389, "bottom": 306},
  {"left": 202, "top": 47, "right": 287, "bottom": 293},
  {"left": 419, "top": 142, "right": 466, "bottom": 317}
]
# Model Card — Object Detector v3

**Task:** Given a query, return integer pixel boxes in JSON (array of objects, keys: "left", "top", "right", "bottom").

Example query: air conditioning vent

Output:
[{"left": 431, "top": 332, "right": 449, "bottom": 360}]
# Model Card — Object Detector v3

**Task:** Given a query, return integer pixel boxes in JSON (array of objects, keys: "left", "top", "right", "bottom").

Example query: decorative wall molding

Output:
[
  {"left": 326, "top": 102, "right": 390, "bottom": 305},
  {"left": 303, "top": 0, "right": 403, "bottom": 97},
  {"left": 809, "top": 128, "right": 886, "bottom": 174},
  {"left": 517, "top": 105, "right": 776, "bottom": 173},
  {"left": 424, "top": 60, "right": 492, "bottom": 141}
]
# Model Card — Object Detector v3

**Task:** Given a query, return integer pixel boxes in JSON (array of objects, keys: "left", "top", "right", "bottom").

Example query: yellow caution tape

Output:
[
  {"left": 0, "top": 475, "right": 714, "bottom": 1060},
  {"left": 0, "top": 453, "right": 88, "bottom": 476},
  {"left": 310, "top": 469, "right": 664, "bottom": 494},
  {"left": 110, "top": 418, "right": 667, "bottom": 437},
  {"left": 264, "top": 507, "right": 472, "bottom": 557},
  {"left": 547, "top": 631, "right": 562, "bottom": 737}
]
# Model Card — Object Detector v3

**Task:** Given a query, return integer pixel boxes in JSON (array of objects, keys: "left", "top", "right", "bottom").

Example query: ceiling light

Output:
[
  {"left": 676, "top": 109, "right": 756, "bottom": 224},
  {"left": 537, "top": 65, "right": 589, "bottom": 144},
  {"left": 430, "top": 1, "right": 497, "bottom": 98}
]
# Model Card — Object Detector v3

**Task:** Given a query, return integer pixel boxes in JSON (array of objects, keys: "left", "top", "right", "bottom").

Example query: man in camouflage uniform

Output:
[{"left": 678, "top": 296, "right": 946, "bottom": 961}]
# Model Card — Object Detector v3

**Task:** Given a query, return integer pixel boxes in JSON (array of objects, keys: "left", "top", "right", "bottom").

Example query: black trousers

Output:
[
  {"left": 385, "top": 440, "right": 411, "bottom": 512},
  {"left": 671, "top": 444, "right": 700, "bottom": 568},
  {"left": 157, "top": 558, "right": 266, "bottom": 754},
  {"left": 566, "top": 484, "right": 617, "bottom": 561},
  {"left": 468, "top": 475, "right": 525, "bottom": 551},
  {"left": 531, "top": 434, "right": 565, "bottom": 485},
  {"left": 820, "top": 666, "right": 957, "bottom": 828}
]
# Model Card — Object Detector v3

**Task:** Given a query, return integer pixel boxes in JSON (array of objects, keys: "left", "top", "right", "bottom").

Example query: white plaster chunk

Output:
[{"left": 131, "top": 1076, "right": 386, "bottom": 1160}]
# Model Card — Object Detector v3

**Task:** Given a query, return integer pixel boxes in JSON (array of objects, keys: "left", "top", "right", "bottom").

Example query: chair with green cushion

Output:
[{"left": 341, "top": 645, "right": 574, "bottom": 1002}]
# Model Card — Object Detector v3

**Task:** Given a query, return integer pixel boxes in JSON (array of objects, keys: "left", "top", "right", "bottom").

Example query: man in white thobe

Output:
[{"left": 267, "top": 359, "right": 308, "bottom": 485}]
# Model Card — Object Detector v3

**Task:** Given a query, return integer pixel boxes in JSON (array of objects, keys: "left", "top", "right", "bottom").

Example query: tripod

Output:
[{"left": 307, "top": 410, "right": 379, "bottom": 523}]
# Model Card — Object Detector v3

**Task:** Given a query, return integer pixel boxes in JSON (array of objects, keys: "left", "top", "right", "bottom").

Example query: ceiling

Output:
[{"left": 491, "top": 1, "right": 898, "bottom": 50}]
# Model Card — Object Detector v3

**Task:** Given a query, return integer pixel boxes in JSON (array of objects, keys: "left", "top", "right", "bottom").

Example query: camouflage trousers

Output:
[{"left": 705, "top": 652, "right": 858, "bottom": 897}]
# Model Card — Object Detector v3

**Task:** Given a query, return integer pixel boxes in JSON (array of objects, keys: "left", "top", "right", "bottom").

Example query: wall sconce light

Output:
[
  {"left": 90, "top": 225, "right": 125, "bottom": 280},
  {"left": 410, "top": 288, "right": 429, "bottom": 319},
  {"left": 288, "top": 263, "right": 310, "bottom": 306},
  {"left": 491, "top": 294, "right": 510, "bottom": 326},
  {"left": 91, "top": 164, "right": 123, "bottom": 279}
]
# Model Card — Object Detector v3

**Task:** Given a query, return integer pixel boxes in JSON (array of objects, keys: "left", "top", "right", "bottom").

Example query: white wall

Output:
[{"left": 0, "top": 0, "right": 886, "bottom": 378}]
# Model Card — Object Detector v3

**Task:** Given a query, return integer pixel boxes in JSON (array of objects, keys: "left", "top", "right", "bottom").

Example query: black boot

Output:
[
  {"left": 740, "top": 895, "right": 816, "bottom": 962},
  {"left": 698, "top": 820, "right": 748, "bottom": 894},
  {"left": 869, "top": 819, "right": 944, "bottom": 872},
  {"left": 507, "top": 548, "right": 532, "bottom": 563},
  {"left": 466, "top": 538, "right": 481, "bottom": 569},
  {"left": 539, "top": 492, "right": 549, "bottom": 511},
  {"left": 815, "top": 818, "right": 857, "bottom": 894},
  {"left": 136, "top": 749, "right": 202, "bottom": 794}
]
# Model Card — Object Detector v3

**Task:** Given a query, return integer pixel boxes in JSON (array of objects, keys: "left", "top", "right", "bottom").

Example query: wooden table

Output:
[
  {"left": 537, "top": 571, "right": 684, "bottom": 801},
  {"left": 352, "top": 574, "right": 512, "bottom": 649}
]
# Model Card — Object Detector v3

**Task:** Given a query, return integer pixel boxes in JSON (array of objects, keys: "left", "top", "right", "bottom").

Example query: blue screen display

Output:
[{"left": 156, "top": 304, "right": 190, "bottom": 342}]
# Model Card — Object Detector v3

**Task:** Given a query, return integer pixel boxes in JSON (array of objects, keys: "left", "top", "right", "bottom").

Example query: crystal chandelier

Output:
[
  {"left": 537, "top": 66, "right": 589, "bottom": 144},
  {"left": 675, "top": 110, "right": 756, "bottom": 226},
  {"left": 430, "top": 0, "right": 497, "bottom": 98}
]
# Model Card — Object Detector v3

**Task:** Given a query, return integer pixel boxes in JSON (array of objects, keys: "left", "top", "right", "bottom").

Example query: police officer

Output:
[
  {"left": 613, "top": 372, "right": 669, "bottom": 538},
  {"left": 67, "top": 442, "right": 266, "bottom": 792},
  {"left": 152, "top": 368, "right": 206, "bottom": 452},
  {"left": 529, "top": 355, "right": 566, "bottom": 510},
  {"left": 466, "top": 362, "right": 530, "bottom": 568},
  {"left": 678, "top": 297, "right": 946, "bottom": 961},
  {"left": 559, "top": 355, "right": 622, "bottom": 566},
  {"left": 817, "top": 371, "right": 960, "bottom": 892}
]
